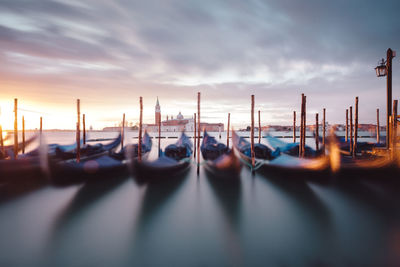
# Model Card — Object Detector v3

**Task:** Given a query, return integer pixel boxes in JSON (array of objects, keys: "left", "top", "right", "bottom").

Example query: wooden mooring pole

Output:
[
  {"left": 299, "top": 94, "right": 304, "bottom": 157},
  {"left": 83, "top": 114, "right": 86, "bottom": 145},
  {"left": 22, "top": 115, "right": 25, "bottom": 154},
  {"left": 345, "top": 109, "right": 349, "bottom": 142},
  {"left": 251, "top": 95, "right": 255, "bottom": 168},
  {"left": 376, "top": 109, "right": 380, "bottom": 143},
  {"left": 0, "top": 124, "right": 4, "bottom": 156},
  {"left": 197, "top": 92, "right": 200, "bottom": 175},
  {"left": 322, "top": 108, "right": 326, "bottom": 150},
  {"left": 121, "top": 113, "right": 125, "bottom": 150},
  {"left": 315, "top": 113, "right": 319, "bottom": 151},
  {"left": 349, "top": 106, "right": 353, "bottom": 155},
  {"left": 194, "top": 113, "right": 196, "bottom": 159},
  {"left": 302, "top": 95, "right": 307, "bottom": 157},
  {"left": 293, "top": 111, "right": 296, "bottom": 143},
  {"left": 138, "top": 97, "right": 143, "bottom": 162},
  {"left": 393, "top": 100, "right": 398, "bottom": 154},
  {"left": 353, "top": 97, "right": 359, "bottom": 158},
  {"left": 14, "top": 98, "right": 18, "bottom": 158},
  {"left": 227, "top": 113, "right": 230, "bottom": 147},
  {"left": 76, "top": 99, "right": 80, "bottom": 163},
  {"left": 258, "top": 110, "right": 261, "bottom": 143},
  {"left": 40, "top": 117, "right": 43, "bottom": 134}
]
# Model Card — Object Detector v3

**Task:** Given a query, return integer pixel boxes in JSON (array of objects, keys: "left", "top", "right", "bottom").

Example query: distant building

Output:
[{"left": 144, "top": 99, "right": 223, "bottom": 132}]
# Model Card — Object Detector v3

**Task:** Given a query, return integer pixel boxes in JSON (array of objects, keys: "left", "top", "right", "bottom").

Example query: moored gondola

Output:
[
  {"left": 201, "top": 130, "right": 242, "bottom": 178},
  {"left": 133, "top": 132, "right": 192, "bottom": 182},
  {"left": 264, "top": 133, "right": 323, "bottom": 158},
  {"left": 232, "top": 131, "right": 330, "bottom": 178},
  {"left": 0, "top": 134, "right": 38, "bottom": 159},
  {"left": 326, "top": 135, "right": 398, "bottom": 178},
  {"left": 50, "top": 133, "right": 151, "bottom": 186},
  {"left": 54, "top": 134, "right": 121, "bottom": 160}
]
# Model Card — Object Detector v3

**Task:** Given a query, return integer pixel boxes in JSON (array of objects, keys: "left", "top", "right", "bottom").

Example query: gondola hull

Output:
[
  {"left": 201, "top": 131, "right": 242, "bottom": 178},
  {"left": 0, "top": 156, "right": 45, "bottom": 184},
  {"left": 203, "top": 150, "right": 242, "bottom": 179},
  {"left": 232, "top": 131, "right": 330, "bottom": 180},
  {"left": 133, "top": 156, "right": 191, "bottom": 182},
  {"left": 50, "top": 153, "right": 130, "bottom": 186},
  {"left": 133, "top": 132, "right": 193, "bottom": 182}
]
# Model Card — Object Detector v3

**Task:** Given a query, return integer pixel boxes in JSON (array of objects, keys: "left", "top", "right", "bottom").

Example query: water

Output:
[{"left": 0, "top": 131, "right": 399, "bottom": 266}]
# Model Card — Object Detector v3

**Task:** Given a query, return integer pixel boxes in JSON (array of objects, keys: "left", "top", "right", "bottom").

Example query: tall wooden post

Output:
[
  {"left": 22, "top": 116, "right": 25, "bottom": 154},
  {"left": 251, "top": 95, "right": 255, "bottom": 168},
  {"left": 138, "top": 97, "right": 143, "bottom": 162},
  {"left": 227, "top": 113, "right": 230, "bottom": 147},
  {"left": 376, "top": 109, "right": 380, "bottom": 143},
  {"left": 293, "top": 111, "right": 296, "bottom": 143},
  {"left": 258, "top": 110, "right": 261, "bottom": 143},
  {"left": 76, "top": 99, "right": 80, "bottom": 163},
  {"left": 14, "top": 98, "right": 18, "bottom": 158},
  {"left": 345, "top": 109, "right": 349, "bottom": 142},
  {"left": 322, "top": 108, "right": 326, "bottom": 149},
  {"left": 0, "top": 125, "right": 4, "bottom": 156},
  {"left": 392, "top": 100, "right": 398, "bottom": 153},
  {"left": 353, "top": 97, "right": 359, "bottom": 158},
  {"left": 83, "top": 114, "right": 86, "bottom": 145},
  {"left": 197, "top": 92, "right": 200, "bottom": 174},
  {"left": 386, "top": 48, "right": 394, "bottom": 149},
  {"left": 315, "top": 113, "right": 319, "bottom": 151},
  {"left": 194, "top": 113, "right": 196, "bottom": 159},
  {"left": 40, "top": 117, "right": 43, "bottom": 134},
  {"left": 121, "top": 113, "right": 125, "bottom": 150},
  {"left": 299, "top": 95, "right": 304, "bottom": 157},
  {"left": 302, "top": 95, "right": 307, "bottom": 157},
  {"left": 349, "top": 106, "right": 353, "bottom": 155}
]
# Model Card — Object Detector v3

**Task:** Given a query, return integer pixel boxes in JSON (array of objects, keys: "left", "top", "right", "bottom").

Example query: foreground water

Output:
[{"left": 1, "top": 131, "right": 399, "bottom": 266}]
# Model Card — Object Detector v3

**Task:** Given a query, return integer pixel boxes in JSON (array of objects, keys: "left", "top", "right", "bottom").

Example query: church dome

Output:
[{"left": 177, "top": 112, "right": 184, "bottom": 120}]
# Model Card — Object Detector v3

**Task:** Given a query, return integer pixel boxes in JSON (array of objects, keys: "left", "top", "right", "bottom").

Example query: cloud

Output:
[{"left": 0, "top": 0, "right": 399, "bottom": 129}]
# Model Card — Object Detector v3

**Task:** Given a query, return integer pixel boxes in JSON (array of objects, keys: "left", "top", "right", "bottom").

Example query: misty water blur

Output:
[{"left": 0, "top": 130, "right": 399, "bottom": 266}]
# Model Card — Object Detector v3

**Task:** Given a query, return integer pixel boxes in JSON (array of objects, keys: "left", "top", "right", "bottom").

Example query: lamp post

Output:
[{"left": 375, "top": 48, "right": 396, "bottom": 149}]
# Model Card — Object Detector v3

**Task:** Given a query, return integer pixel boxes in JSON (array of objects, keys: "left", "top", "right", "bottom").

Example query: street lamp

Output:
[
  {"left": 375, "top": 48, "right": 396, "bottom": 148},
  {"left": 375, "top": 59, "right": 387, "bottom": 77}
]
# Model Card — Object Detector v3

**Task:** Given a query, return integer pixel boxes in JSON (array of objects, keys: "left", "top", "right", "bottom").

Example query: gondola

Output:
[
  {"left": 50, "top": 132, "right": 152, "bottom": 186},
  {"left": 133, "top": 132, "right": 192, "bottom": 181},
  {"left": 54, "top": 134, "right": 121, "bottom": 160},
  {"left": 326, "top": 136, "right": 398, "bottom": 178},
  {"left": 0, "top": 137, "right": 47, "bottom": 184},
  {"left": 264, "top": 133, "right": 323, "bottom": 158},
  {"left": 0, "top": 154, "right": 45, "bottom": 184},
  {"left": 0, "top": 134, "right": 38, "bottom": 159},
  {"left": 201, "top": 131, "right": 242, "bottom": 178},
  {"left": 23, "top": 137, "right": 84, "bottom": 158},
  {"left": 232, "top": 131, "right": 330, "bottom": 178},
  {"left": 315, "top": 134, "right": 385, "bottom": 156}
]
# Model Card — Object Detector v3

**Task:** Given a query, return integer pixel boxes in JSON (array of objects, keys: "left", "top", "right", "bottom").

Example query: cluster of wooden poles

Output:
[
  {"left": 245, "top": 94, "right": 369, "bottom": 168},
  {"left": 0, "top": 98, "right": 45, "bottom": 159},
  {"left": 4, "top": 93, "right": 396, "bottom": 167},
  {"left": 344, "top": 97, "right": 360, "bottom": 157}
]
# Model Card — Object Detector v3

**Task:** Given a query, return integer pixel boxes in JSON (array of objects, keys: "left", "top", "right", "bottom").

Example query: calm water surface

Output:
[{"left": 0, "top": 131, "right": 399, "bottom": 266}]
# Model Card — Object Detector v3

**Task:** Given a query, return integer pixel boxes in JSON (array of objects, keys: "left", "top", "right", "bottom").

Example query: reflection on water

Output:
[
  {"left": 206, "top": 172, "right": 243, "bottom": 267},
  {"left": 0, "top": 131, "right": 399, "bottom": 266}
]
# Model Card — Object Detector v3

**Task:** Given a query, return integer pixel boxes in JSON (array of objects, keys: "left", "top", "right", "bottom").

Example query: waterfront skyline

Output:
[{"left": 0, "top": 0, "right": 399, "bottom": 130}]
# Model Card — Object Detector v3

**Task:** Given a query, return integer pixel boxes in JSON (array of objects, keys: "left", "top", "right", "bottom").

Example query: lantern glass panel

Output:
[{"left": 375, "top": 65, "right": 387, "bottom": 77}]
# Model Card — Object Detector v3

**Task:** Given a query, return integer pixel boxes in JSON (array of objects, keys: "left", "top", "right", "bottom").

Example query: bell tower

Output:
[{"left": 155, "top": 97, "right": 161, "bottom": 124}]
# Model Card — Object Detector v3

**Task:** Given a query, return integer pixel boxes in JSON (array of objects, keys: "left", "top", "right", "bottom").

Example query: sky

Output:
[{"left": 0, "top": 0, "right": 399, "bottom": 130}]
